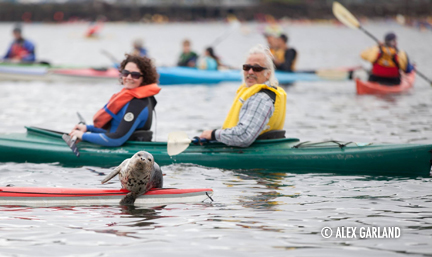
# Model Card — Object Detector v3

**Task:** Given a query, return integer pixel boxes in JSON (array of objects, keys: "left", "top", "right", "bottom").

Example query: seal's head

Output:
[{"left": 131, "top": 151, "right": 154, "bottom": 171}]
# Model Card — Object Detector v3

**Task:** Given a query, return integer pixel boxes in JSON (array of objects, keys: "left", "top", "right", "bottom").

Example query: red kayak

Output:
[
  {"left": 0, "top": 187, "right": 213, "bottom": 206},
  {"left": 355, "top": 72, "right": 416, "bottom": 95}
]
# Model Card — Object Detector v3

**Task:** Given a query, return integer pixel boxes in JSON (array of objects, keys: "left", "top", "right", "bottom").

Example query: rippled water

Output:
[{"left": 0, "top": 22, "right": 432, "bottom": 256}]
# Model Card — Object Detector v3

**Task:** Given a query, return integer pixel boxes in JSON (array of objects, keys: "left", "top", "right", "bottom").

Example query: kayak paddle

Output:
[
  {"left": 62, "top": 134, "right": 80, "bottom": 157},
  {"left": 332, "top": 1, "right": 432, "bottom": 86},
  {"left": 210, "top": 17, "right": 241, "bottom": 47},
  {"left": 314, "top": 66, "right": 361, "bottom": 80},
  {"left": 101, "top": 49, "right": 120, "bottom": 68},
  {"left": 167, "top": 131, "right": 208, "bottom": 156},
  {"left": 77, "top": 111, "right": 86, "bottom": 125},
  {"left": 63, "top": 112, "right": 86, "bottom": 157}
]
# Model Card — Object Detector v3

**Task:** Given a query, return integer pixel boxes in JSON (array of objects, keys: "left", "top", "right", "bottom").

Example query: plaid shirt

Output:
[{"left": 214, "top": 92, "right": 275, "bottom": 147}]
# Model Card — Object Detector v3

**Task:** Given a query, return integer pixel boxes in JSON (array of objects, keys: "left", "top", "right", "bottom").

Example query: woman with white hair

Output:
[{"left": 199, "top": 45, "right": 287, "bottom": 147}]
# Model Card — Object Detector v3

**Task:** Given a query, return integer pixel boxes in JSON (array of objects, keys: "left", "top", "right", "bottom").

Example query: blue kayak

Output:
[
  {"left": 157, "top": 67, "right": 322, "bottom": 85},
  {"left": 0, "top": 65, "right": 51, "bottom": 81},
  {"left": 0, "top": 64, "right": 344, "bottom": 85}
]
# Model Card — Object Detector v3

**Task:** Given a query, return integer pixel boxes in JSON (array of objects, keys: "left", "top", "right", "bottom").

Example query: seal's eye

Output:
[
  {"left": 148, "top": 158, "right": 152, "bottom": 161},
  {"left": 137, "top": 154, "right": 142, "bottom": 157}
]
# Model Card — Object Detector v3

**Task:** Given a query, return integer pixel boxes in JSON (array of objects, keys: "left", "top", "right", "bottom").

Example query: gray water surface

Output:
[{"left": 0, "top": 22, "right": 431, "bottom": 256}]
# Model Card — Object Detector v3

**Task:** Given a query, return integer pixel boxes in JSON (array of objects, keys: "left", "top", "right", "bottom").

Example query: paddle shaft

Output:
[
  {"left": 359, "top": 26, "right": 380, "bottom": 43},
  {"left": 210, "top": 21, "right": 240, "bottom": 47},
  {"left": 72, "top": 119, "right": 87, "bottom": 143},
  {"left": 413, "top": 69, "right": 432, "bottom": 85},
  {"left": 192, "top": 137, "right": 209, "bottom": 144},
  {"left": 77, "top": 112, "right": 86, "bottom": 125},
  {"left": 211, "top": 30, "right": 233, "bottom": 47},
  {"left": 64, "top": 114, "right": 87, "bottom": 157},
  {"left": 101, "top": 49, "right": 119, "bottom": 66}
]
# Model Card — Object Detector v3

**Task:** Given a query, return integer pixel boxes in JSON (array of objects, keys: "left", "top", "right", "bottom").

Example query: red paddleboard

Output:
[{"left": 0, "top": 187, "right": 213, "bottom": 206}]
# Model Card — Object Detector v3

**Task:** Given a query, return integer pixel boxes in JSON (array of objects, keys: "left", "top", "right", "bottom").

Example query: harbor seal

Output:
[{"left": 101, "top": 151, "right": 163, "bottom": 205}]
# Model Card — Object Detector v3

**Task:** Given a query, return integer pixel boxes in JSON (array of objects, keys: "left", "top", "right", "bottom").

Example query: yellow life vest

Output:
[
  {"left": 376, "top": 46, "right": 398, "bottom": 68},
  {"left": 272, "top": 48, "right": 297, "bottom": 71},
  {"left": 273, "top": 49, "right": 285, "bottom": 63},
  {"left": 360, "top": 45, "right": 409, "bottom": 71},
  {"left": 222, "top": 83, "right": 287, "bottom": 135}
]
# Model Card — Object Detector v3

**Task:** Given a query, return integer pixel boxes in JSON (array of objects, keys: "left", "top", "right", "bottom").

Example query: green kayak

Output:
[{"left": 0, "top": 127, "right": 431, "bottom": 176}]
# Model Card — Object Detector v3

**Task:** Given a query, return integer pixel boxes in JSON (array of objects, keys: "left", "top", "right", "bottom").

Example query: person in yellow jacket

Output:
[
  {"left": 199, "top": 45, "right": 287, "bottom": 147},
  {"left": 360, "top": 32, "right": 414, "bottom": 85}
]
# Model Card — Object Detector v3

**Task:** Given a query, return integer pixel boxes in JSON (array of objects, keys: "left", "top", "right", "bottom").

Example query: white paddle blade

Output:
[
  {"left": 167, "top": 131, "right": 192, "bottom": 156},
  {"left": 332, "top": 2, "right": 360, "bottom": 29},
  {"left": 316, "top": 69, "right": 349, "bottom": 80}
]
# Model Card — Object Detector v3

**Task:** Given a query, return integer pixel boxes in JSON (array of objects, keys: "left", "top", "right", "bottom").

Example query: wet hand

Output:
[
  {"left": 69, "top": 130, "right": 84, "bottom": 140},
  {"left": 70, "top": 124, "right": 87, "bottom": 134},
  {"left": 200, "top": 130, "right": 212, "bottom": 140}
]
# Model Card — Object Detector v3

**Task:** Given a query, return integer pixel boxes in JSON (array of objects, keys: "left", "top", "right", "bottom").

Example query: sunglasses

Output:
[
  {"left": 121, "top": 70, "right": 143, "bottom": 79},
  {"left": 242, "top": 64, "right": 267, "bottom": 72}
]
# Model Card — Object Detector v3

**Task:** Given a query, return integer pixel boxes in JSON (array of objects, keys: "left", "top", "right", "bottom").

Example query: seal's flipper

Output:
[
  {"left": 120, "top": 192, "right": 137, "bottom": 205},
  {"left": 101, "top": 159, "right": 129, "bottom": 184},
  {"left": 101, "top": 168, "right": 120, "bottom": 184}
]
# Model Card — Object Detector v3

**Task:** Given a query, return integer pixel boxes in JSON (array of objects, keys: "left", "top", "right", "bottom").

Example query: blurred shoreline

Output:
[{"left": 0, "top": 0, "right": 431, "bottom": 23}]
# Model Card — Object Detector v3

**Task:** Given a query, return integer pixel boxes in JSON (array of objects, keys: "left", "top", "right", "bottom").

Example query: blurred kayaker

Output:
[
  {"left": 3, "top": 26, "right": 36, "bottom": 63},
  {"left": 131, "top": 38, "right": 148, "bottom": 57},
  {"left": 360, "top": 32, "right": 414, "bottom": 85},
  {"left": 264, "top": 31, "right": 279, "bottom": 57},
  {"left": 197, "top": 47, "right": 219, "bottom": 70},
  {"left": 85, "top": 21, "right": 103, "bottom": 38},
  {"left": 69, "top": 55, "right": 161, "bottom": 147},
  {"left": 199, "top": 44, "right": 287, "bottom": 147},
  {"left": 273, "top": 34, "right": 297, "bottom": 72},
  {"left": 177, "top": 39, "right": 198, "bottom": 67}
]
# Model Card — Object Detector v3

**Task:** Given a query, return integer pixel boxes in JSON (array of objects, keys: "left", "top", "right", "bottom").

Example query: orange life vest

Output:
[{"left": 93, "top": 83, "right": 161, "bottom": 129}]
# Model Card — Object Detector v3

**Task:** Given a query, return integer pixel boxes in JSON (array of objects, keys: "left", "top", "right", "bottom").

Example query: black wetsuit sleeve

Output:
[{"left": 276, "top": 49, "right": 297, "bottom": 72}]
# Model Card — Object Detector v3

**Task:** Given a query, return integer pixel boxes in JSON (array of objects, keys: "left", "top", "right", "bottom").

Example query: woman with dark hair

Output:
[
  {"left": 69, "top": 54, "right": 161, "bottom": 146},
  {"left": 198, "top": 47, "right": 219, "bottom": 70}
]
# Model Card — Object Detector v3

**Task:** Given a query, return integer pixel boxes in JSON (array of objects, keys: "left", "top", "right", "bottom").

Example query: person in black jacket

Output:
[{"left": 273, "top": 34, "right": 297, "bottom": 72}]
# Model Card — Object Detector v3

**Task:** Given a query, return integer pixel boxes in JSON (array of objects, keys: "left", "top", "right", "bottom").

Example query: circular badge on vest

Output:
[{"left": 124, "top": 112, "right": 134, "bottom": 122}]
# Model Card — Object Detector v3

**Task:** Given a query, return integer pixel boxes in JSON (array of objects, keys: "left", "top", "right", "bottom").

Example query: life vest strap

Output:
[
  {"left": 103, "top": 105, "right": 122, "bottom": 122},
  {"left": 260, "top": 89, "right": 276, "bottom": 104}
]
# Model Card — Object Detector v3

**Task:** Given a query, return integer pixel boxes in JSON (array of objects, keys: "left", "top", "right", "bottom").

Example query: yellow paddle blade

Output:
[
  {"left": 167, "top": 131, "right": 192, "bottom": 156},
  {"left": 332, "top": 1, "right": 360, "bottom": 29}
]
